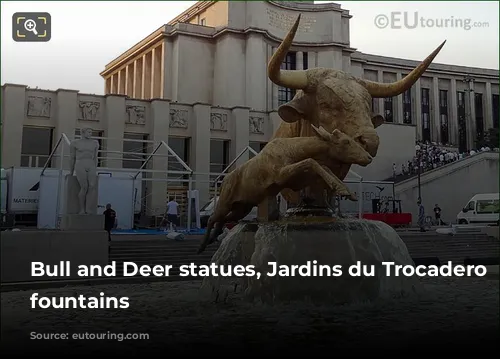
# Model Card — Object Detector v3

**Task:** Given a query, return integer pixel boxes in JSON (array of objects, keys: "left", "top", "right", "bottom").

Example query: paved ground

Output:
[{"left": 1, "top": 276, "right": 498, "bottom": 355}]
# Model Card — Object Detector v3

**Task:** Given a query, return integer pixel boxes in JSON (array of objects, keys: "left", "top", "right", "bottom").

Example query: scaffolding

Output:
[
  {"left": 40, "top": 133, "right": 197, "bottom": 230},
  {"left": 39, "top": 133, "right": 366, "bottom": 229},
  {"left": 212, "top": 146, "right": 259, "bottom": 209}
]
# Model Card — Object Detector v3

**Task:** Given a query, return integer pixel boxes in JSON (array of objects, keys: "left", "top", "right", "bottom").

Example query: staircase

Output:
[{"left": 399, "top": 232, "right": 499, "bottom": 264}]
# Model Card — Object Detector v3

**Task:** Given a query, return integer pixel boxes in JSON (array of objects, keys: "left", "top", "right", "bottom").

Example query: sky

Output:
[{"left": 1, "top": 1, "right": 498, "bottom": 95}]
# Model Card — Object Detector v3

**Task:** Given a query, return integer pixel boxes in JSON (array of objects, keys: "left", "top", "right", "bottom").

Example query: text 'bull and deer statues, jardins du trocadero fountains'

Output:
[{"left": 197, "top": 14, "right": 445, "bottom": 260}]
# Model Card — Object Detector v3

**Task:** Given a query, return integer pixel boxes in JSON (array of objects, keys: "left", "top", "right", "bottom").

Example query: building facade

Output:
[{"left": 2, "top": 1, "right": 499, "bottom": 216}]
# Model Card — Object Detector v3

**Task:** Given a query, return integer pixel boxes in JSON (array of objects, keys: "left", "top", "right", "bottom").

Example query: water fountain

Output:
[{"left": 199, "top": 14, "right": 446, "bottom": 304}]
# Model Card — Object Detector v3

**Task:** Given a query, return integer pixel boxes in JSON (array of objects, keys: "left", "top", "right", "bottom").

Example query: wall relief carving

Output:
[
  {"left": 169, "top": 109, "right": 188, "bottom": 129},
  {"left": 79, "top": 101, "right": 100, "bottom": 121},
  {"left": 126, "top": 105, "right": 146, "bottom": 125},
  {"left": 210, "top": 113, "right": 228, "bottom": 131},
  {"left": 249, "top": 117, "right": 265, "bottom": 134},
  {"left": 266, "top": 8, "right": 316, "bottom": 33},
  {"left": 26, "top": 96, "right": 51, "bottom": 118}
]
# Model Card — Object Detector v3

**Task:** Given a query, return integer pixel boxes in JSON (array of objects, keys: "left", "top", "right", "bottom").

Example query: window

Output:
[
  {"left": 476, "top": 199, "right": 499, "bottom": 214},
  {"left": 200, "top": 18, "right": 206, "bottom": 26},
  {"left": 457, "top": 91, "right": 467, "bottom": 153},
  {"left": 402, "top": 89, "right": 412, "bottom": 124},
  {"left": 122, "top": 133, "right": 148, "bottom": 169},
  {"left": 466, "top": 201, "right": 475, "bottom": 211},
  {"left": 168, "top": 137, "right": 190, "bottom": 186},
  {"left": 303, "top": 52, "right": 309, "bottom": 70},
  {"left": 210, "top": 140, "right": 230, "bottom": 176},
  {"left": 384, "top": 97, "right": 393, "bottom": 122},
  {"left": 74, "top": 129, "right": 104, "bottom": 167},
  {"left": 421, "top": 88, "right": 431, "bottom": 142},
  {"left": 249, "top": 141, "right": 267, "bottom": 159},
  {"left": 21, "top": 126, "right": 53, "bottom": 168},
  {"left": 475, "top": 93, "right": 484, "bottom": 143},
  {"left": 278, "top": 52, "right": 297, "bottom": 106},
  {"left": 439, "top": 90, "right": 449, "bottom": 144},
  {"left": 493, "top": 94, "right": 499, "bottom": 129}
]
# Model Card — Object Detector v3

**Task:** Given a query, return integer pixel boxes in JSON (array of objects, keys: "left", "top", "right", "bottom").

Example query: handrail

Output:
[{"left": 41, "top": 135, "right": 64, "bottom": 176}]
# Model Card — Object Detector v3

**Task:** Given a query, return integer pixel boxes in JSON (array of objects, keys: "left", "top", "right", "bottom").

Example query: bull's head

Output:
[{"left": 268, "top": 14, "right": 446, "bottom": 158}]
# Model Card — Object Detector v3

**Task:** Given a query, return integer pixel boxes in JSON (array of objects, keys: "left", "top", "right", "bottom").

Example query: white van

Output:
[
  {"left": 456, "top": 193, "right": 499, "bottom": 225},
  {"left": 199, "top": 196, "right": 258, "bottom": 228}
]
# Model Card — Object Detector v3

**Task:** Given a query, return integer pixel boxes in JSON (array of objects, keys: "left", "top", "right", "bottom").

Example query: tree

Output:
[{"left": 476, "top": 127, "right": 499, "bottom": 149}]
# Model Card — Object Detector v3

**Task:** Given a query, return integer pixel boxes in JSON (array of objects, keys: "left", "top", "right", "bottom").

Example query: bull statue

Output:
[
  {"left": 198, "top": 125, "right": 373, "bottom": 253},
  {"left": 268, "top": 14, "right": 446, "bottom": 205}
]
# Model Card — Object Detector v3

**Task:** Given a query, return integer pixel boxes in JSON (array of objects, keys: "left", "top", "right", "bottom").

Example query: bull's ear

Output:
[
  {"left": 371, "top": 115, "right": 385, "bottom": 128},
  {"left": 278, "top": 95, "right": 308, "bottom": 123}
]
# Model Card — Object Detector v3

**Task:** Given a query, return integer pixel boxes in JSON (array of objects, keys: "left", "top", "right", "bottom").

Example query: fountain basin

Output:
[{"left": 200, "top": 219, "right": 421, "bottom": 304}]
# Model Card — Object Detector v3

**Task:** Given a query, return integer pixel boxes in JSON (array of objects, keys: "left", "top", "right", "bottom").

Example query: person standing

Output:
[
  {"left": 166, "top": 197, "right": 179, "bottom": 231},
  {"left": 417, "top": 198, "right": 426, "bottom": 232},
  {"left": 103, "top": 203, "right": 117, "bottom": 241},
  {"left": 434, "top": 204, "right": 444, "bottom": 225}
]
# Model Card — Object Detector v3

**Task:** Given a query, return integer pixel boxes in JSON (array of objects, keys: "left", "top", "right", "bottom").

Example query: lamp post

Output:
[
  {"left": 463, "top": 74, "right": 475, "bottom": 150},
  {"left": 415, "top": 144, "right": 422, "bottom": 201}
]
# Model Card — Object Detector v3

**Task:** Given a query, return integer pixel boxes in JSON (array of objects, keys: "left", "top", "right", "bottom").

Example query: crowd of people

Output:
[{"left": 391, "top": 141, "right": 498, "bottom": 180}]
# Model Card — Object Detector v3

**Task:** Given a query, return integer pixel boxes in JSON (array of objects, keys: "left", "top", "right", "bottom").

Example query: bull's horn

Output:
[
  {"left": 360, "top": 41, "right": 446, "bottom": 98},
  {"left": 267, "top": 14, "right": 308, "bottom": 89}
]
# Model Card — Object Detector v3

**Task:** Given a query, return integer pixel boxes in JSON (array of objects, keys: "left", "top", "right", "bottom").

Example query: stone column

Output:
[
  {"left": 192, "top": 103, "right": 211, "bottom": 205},
  {"left": 133, "top": 60, "right": 141, "bottom": 98},
  {"left": 54, "top": 89, "right": 79, "bottom": 169},
  {"left": 232, "top": 106, "right": 250, "bottom": 168},
  {"left": 150, "top": 47, "right": 156, "bottom": 99},
  {"left": 126, "top": 64, "right": 133, "bottom": 96},
  {"left": 396, "top": 72, "right": 404, "bottom": 124},
  {"left": 110, "top": 74, "right": 116, "bottom": 93},
  {"left": 377, "top": 71, "right": 384, "bottom": 118},
  {"left": 296, "top": 51, "right": 303, "bottom": 70},
  {"left": 432, "top": 77, "right": 440, "bottom": 142},
  {"left": 117, "top": 71, "right": 123, "bottom": 95},
  {"left": 1, "top": 84, "right": 26, "bottom": 168},
  {"left": 449, "top": 79, "right": 458, "bottom": 145},
  {"left": 414, "top": 79, "right": 422, "bottom": 140},
  {"left": 272, "top": 47, "right": 279, "bottom": 110},
  {"left": 103, "top": 94, "right": 126, "bottom": 168},
  {"left": 485, "top": 82, "right": 493, "bottom": 130},
  {"left": 149, "top": 99, "right": 171, "bottom": 214},
  {"left": 141, "top": 54, "right": 147, "bottom": 99},
  {"left": 467, "top": 82, "right": 476, "bottom": 150}
]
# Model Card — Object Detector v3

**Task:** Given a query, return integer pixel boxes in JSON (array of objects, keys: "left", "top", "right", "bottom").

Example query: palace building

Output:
[{"left": 2, "top": 1, "right": 499, "bottom": 218}]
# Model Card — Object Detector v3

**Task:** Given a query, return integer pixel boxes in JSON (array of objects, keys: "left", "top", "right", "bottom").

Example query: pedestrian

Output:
[
  {"left": 417, "top": 198, "right": 426, "bottom": 232},
  {"left": 434, "top": 204, "right": 444, "bottom": 225},
  {"left": 103, "top": 203, "right": 117, "bottom": 242},
  {"left": 166, "top": 196, "right": 179, "bottom": 231}
]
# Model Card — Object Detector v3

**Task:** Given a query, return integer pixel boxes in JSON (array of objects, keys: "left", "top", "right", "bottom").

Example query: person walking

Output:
[
  {"left": 103, "top": 203, "right": 117, "bottom": 242},
  {"left": 417, "top": 198, "right": 426, "bottom": 232},
  {"left": 166, "top": 197, "right": 179, "bottom": 231}
]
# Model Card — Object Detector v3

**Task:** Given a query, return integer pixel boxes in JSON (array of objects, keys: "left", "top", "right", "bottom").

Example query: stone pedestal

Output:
[
  {"left": 63, "top": 175, "right": 98, "bottom": 215},
  {"left": 200, "top": 219, "right": 421, "bottom": 304},
  {"left": 60, "top": 214, "right": 104, "bottom": 231}
]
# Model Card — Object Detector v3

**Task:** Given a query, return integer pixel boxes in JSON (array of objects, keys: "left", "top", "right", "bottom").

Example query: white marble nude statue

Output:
[{"left": 69, "top": 128, "right": 100, "bottom": 215}]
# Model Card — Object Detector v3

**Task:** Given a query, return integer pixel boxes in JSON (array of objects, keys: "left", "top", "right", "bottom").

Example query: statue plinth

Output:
[
  {"left": 200, "top": 219, "right": 421, "bottom": 304},
  {"left": 61, "top": 175, "right": 103, "bottom": 231}
]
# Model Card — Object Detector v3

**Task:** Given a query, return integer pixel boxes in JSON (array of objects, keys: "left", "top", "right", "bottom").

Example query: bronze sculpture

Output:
[
  {"left": 269, "top": 14, "right": 445, "bottom": 205},
  {"left": 197, "top": 13, "right": 445, "bottom": 254},
  {"left": 198, "top": 125, "right": 373, "bottom": 253}
]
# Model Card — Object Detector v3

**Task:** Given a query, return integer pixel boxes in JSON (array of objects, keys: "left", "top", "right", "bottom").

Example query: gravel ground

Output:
[{"left": 1, "top": 276, "right": 499, "bottom": 355}]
